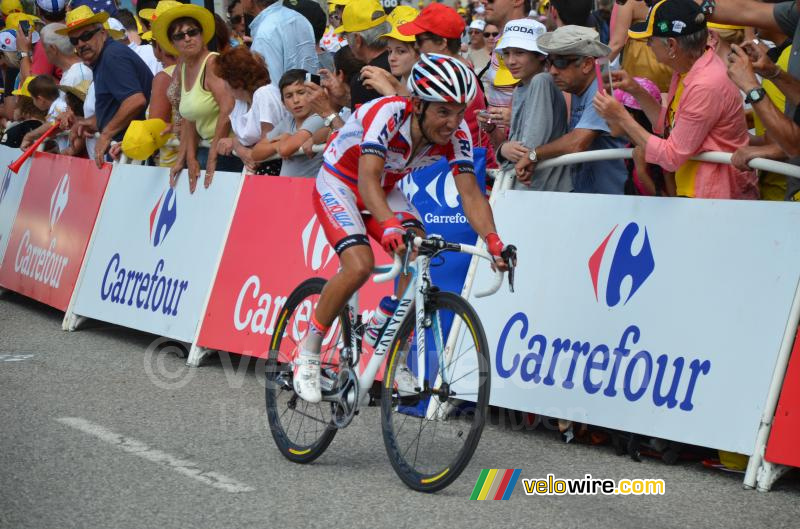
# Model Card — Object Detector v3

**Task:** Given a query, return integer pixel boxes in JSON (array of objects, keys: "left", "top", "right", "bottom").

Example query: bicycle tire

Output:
[
  {"left": 265, "top": 277, "right": 348, "bottom": 464},
  {"left": 381, "top": 290, "right": 490, "bottom": 493}
]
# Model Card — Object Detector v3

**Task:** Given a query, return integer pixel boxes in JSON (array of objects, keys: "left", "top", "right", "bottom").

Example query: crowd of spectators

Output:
[{"left": 0, "top": 0, "right": 796, "bottom": 203}]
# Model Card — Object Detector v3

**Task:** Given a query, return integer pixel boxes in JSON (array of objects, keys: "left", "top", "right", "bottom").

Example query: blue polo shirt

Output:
[{"left": 92, "top": 37, "right": 153, "bottom": 140}]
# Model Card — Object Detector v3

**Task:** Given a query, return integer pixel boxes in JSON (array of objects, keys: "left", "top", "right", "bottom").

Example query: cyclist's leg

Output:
[{"left": 364, "top": 186, "right": 425, "bottom": 298}]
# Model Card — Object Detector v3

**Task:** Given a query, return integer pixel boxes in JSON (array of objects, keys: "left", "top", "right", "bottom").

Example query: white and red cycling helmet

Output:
[{"left": 407, "top": 53, "right": 477, "bottom": 105}]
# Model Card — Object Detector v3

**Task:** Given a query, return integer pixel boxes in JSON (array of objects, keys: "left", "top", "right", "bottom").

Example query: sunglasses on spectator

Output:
[
  {"left": 483, "top": 31, "right": 499, "bottom": 38},
  {"left": 171, "top": 27, "right": 202, "bottom": 41},
  {"left": 545, "top": 56, "right": 582, "bottom": 69},
  {"left": 229, "top": 14, "right": 243, "bottom": 24},
  {"left": 69, "top": 26, "right": 102, "bottom": 46}
]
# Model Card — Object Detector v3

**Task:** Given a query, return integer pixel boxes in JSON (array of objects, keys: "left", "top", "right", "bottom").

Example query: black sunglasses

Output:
[
  {"left": 229, "top": 14, "right": 243, "bottom": 24},
  {"left": 171, "top": 27, "right": 202, "bottom": 42},
  {"left": 545, "top": 56, "right": 582, "bottom": 69},
  {"left": 69, "top": 26, "right": 102, "bottom": 46},
  {"left": 483, "top": 31, "right": 499, "bottom": 38}
]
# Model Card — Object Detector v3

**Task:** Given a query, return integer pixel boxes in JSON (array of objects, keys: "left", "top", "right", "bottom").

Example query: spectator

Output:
[
  {"left": 56, "top": 79, "right": 89, "bottom": 155},
  {"left": 117, "top": 8, "right": 161, "bottom": 75},
  {"left": 549, "top": 0, "right": 593, "bottom": 27},
  {"left": 243, "top": 0, "right": 319, "bottom": 87},
  {"left": 608, "top": 0, "right": 673, "bottom": 91},
  {"left": 478, "top": 0, "right": 527, "bottom": 140},
  {"left": 336, "top": 0, "right": 391, "bottom": 108},
  {"left": 2, "top": 77, "right": 44, "bottom": 148},
  {"left": 214, "top": 46, "right": 289, "bottom": 174},
  {"left": 210, "top": 13, "right": 232, "bottom": 53},
  {"left": 152, "top": 3, "right": 240, "bottom": 189},
  {"left": 40, "top": 23, "right": 93, "bottom": 97},
  {"left": 495, "top": 18, "right": 571, "bottom": 191},
  {"left": 285, "top": 0, "right": 333, "bottom": 72},
  {"left": 358, "top": 6, "right": 418, "bottom": 97},
  {"left": 59, "top": 5, "right": 152, "bottom": 166},
  {"left": 31, "top": 0, "right": 67, "bottom": 79},
  {"left": 398, "top": 3, "right": 497, "bottom": 164},
  {"left": 303, "top": 45, "right": 362, "bottom": 133},
  {"left": 6, "top": 12, "right": 45, "bottom": 83},
  {"left": 252, "top": 69, "right": 329, "bottom": 177},
  {"left": 320, "top": 0, "right": 347, "bottom": 54},
  {"left": 140, "top": 0, "right": 181, "bottom": 167},
  {"left": 516, "top": 25, "right": 628, "bottom": 194},
  {"left": 466, "top": 19, "right": 490, "bottom": 74},
  {"left": 594, "top": 0, "right": 759, "bottom": 199},
  {"left": 227, "top": 0, "right": 251, "bottom": 47}
]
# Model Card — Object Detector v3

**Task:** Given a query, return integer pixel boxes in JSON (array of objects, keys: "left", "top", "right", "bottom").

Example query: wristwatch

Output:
[
  {"left": 323, "top": 113, "right": 338, "bottom": 127},
  {"left": 18, "top": 51, "right": 30, "bottom": 58},
  {"left": 528, "top": 148, "right": 538, "bottom": 163},
  {"left": 744, "top": 87, "right": 767, "bottom": 105}
]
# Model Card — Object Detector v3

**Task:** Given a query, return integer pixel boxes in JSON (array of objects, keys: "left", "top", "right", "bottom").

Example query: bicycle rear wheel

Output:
[
  {"left": 265, "top": 277, "right": 349, "bottom": 464},
  {"left": 381, "top": 290, "right": 490, "bottom": 492}
]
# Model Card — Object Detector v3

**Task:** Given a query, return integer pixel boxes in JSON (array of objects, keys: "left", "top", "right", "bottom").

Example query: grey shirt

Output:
[
  {"left": 273, "top": 113, "right": 326, "bottom": 178},
  {"left": 505, "top": 72, "right": 573, "bottom": 192}
]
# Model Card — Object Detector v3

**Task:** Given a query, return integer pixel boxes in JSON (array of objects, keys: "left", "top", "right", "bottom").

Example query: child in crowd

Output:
[
  {"left": 1, "top": 95, "right": 44, "bottom": 148},
  {"left": 494, "top": 19, "right": 571, "bottom": 192},
  {"left": 22, "top": 75, "right": 65, "bottom": 152},
  {"left": 252, "top": 69, "right": 329, "bottom": 178}
]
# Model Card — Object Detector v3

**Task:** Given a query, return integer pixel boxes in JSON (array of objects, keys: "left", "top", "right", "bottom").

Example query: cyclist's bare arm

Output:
[
  {"left": 358, "top": 154, "right": 395, "bottom": 224},
  {"left": 453, "top": 171, "right": 508, "bottom": 271}
]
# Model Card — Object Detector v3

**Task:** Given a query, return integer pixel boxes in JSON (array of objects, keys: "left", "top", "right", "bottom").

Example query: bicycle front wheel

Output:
[
  {"left": 265, "top": 277, "right": 348, "bottom": 464},
  {"left": 381, "top": 291, "right": 490, "bottom": 493}
]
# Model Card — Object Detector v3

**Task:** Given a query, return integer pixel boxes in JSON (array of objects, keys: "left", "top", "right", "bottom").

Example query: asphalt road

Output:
[{"left": 1, "top": 290, "right": 799, "bottom": 529}]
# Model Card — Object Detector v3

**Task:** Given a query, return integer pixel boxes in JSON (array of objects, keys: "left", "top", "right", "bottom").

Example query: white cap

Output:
[
  {"left": 475, "top": 5, "right": 485, "bottom": 14},
  {"left": 469, "top": 19, "right": 486, "bottom": 31},
  {"left": 495, "top": 18, "right": 547, "bottom": 55},
  {"left": 0, "top": 29, "right": 40, "bottom": 52},
  {"left": 107, "top": 17, "right": 125, "bottom": 33},
  {"left": 35, "top": 0, "right": 66, "bottom": 12}
]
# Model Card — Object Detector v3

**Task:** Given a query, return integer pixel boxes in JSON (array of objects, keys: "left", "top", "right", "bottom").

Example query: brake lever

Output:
[{"left": 502, "top": 245, "right": 517, "bottom": 293}]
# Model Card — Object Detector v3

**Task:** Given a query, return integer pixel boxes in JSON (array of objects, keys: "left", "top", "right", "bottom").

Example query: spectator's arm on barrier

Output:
[
  {"left": 277, "top": 129, "right": 312, "bottom": 159},
  {"left": 203, "top": 55, "right": 235, "bottom": 188},
  {"left": 706, "top": 0, "right": 783, "bottom": 34},
  {"left": 95, "top": 92, "right": 147, "bottom": 168},
  {"left": 515, "top": 127, "right": 600, "bottom": 181},
  {"left": 732, "top": 141, "right": 788, "bottom": 171},
  {"left": 251, "top": 136, "right": 280, "bottom": 162}
]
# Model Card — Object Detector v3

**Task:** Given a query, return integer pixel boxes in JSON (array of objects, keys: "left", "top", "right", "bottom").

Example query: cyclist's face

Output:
[{"left": 417, "top": 101, "right": 467, "bottom": 145}]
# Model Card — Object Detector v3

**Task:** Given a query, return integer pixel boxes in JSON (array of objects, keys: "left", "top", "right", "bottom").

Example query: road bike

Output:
[{"left": 264, "top": 232, "right": 516, "bottom": 492}]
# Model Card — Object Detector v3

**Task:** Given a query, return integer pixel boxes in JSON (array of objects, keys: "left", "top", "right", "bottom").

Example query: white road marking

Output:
[
  {"left": 0, "top": 354, "right": 34, "bottom": 362},
  {"left": 56, "top": 417, "right": 256, "bottom": 493}
]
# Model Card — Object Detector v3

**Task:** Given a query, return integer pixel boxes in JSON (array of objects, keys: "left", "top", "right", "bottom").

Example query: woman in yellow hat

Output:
[
  {"left": 359, "top": 6, "right": 419, "bottom": 96},
  {"left": 152, "top": 3, "right": 240, "bottom": 191}
]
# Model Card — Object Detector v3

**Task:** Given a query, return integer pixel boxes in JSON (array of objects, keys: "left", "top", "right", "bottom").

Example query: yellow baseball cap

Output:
[
  {"left": 121, "top": 118, "right": 169, "bottom": 160},
  {"left": 0, "top": 0, "right": 23, "bottom": 16},
  {"left": 334, "top": 0, "right": 385, "bottom": 34},
  {"left": 12, "top": 75, "right": 34, "bottom": 97},
  {"left": 707, "top": 22, "right": 745, "bottom": 31},
  {"left": 381, "top": 5, "right": 417, "bottom": 43}
]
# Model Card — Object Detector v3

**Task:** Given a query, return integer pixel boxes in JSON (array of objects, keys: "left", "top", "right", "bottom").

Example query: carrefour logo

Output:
[
  {"left": 49, "top": 173, "right": 69, "bottom": 232},
  {"left": 401, "top": 166, "right": 464, "bottom": 223},
  {"left": 150, "top": 188, "right": 177, "bottom": 247},
  {"left": 301, "top": 215, "right": 335, "bottom": 272},
  {"left": 588, "top": 223, "right": 654, "bottom": 307}
]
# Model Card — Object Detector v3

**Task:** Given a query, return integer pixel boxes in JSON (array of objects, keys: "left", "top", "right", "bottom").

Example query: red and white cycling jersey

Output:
[{"left": 321, "top": 96, "right": 475, "bottom": 200}]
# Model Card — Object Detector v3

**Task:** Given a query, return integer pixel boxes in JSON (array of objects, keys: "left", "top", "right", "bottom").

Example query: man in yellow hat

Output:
[
  {"left": 336, "top": 0, "right": 391, "bottom": 107},
  {"left": 57, "top": 5, "right": 153, "bottom": 167},
  {"left": 242, "top": 0, "right": 319, "bottom": 88}
]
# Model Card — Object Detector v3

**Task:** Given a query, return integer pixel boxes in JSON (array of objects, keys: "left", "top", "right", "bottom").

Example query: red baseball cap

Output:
[{"left": 398, "top": 3, "right": 465, "bottom": 40}]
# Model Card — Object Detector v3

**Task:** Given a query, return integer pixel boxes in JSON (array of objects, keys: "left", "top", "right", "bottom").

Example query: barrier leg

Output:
[
  {"left": 186, "top": 343, "right": 216, "bottom": 368},
  {"left": 756, "top": 461, "right": 792, "bottom": 492},
  {"left": 0, "top": 286, "right": 7, "bottom": 296},
  {"left": 743, "top": 278, "right": 800, "bottom": 489},
  {"left": 62, "top": 312, "right": 88, "bottom": 332}
]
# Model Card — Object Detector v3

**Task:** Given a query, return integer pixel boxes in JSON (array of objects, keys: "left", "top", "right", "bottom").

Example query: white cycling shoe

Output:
[
  {"left": 293, "top": 350, "right": 322, "bottom": 404},
  {"left": 395, "top": 365, "right": 419, "bottom": 396}
]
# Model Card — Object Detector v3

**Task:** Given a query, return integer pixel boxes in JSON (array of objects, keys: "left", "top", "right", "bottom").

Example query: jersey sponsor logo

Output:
[
  {"left": 320, "top": 191, "right": 355, "bottom": 228},
  {"left": 589, "top": 222, "right": 655, "bottom": 307},
  {"left": 455, "top": 129, "right": 471, "bottom": 158}
]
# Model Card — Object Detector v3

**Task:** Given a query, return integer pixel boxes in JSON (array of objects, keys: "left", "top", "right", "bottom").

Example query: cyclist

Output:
[{"left": 295, "top": 53, "right": 512, "bottom": 403}]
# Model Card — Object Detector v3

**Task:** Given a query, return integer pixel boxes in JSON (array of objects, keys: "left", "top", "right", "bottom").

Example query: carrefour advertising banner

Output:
[
  {"left": 0, "top": 146, "right": 29, "bottom": 265},
  {"left": 197, "top": 176, "right": 391, "bottom": 358},
  {"left": 70, "top": 165, "right": 242, "bottom": 342},
  {"left": 0, "top": 152, "right": 110, "bottom": 310},
  {"left": 468, "top": 191, "right": 800, "bottom": 455}
]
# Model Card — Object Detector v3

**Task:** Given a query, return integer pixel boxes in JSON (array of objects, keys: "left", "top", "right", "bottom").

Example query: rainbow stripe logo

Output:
[{"left": 470, "top": 469, "right": 521, "bottom": 500}]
